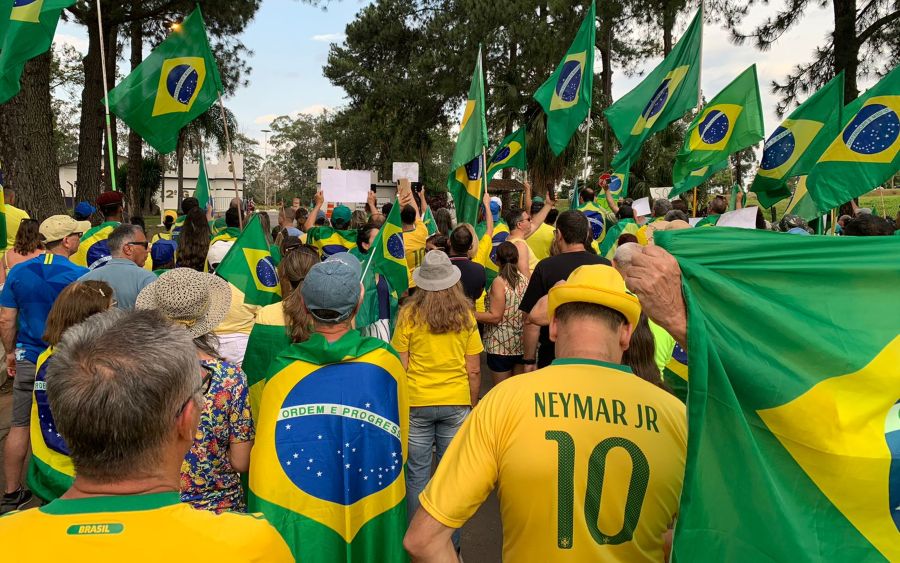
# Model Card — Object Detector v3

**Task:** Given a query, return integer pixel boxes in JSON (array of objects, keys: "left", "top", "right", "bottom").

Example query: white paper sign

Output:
[
  {"left": 632, "top": 197, "right": 651, "bottom": 217},
  {"left": 321, "top": 169, "right": 372, "bottom": 203},
  {"left": 716, "top": 206, "right": 759, "bottom": 229},
  {"left": 689, "top": 217, "right": 702, "bottom": 227},
  {"left": 392, "top": 162, "right": 419, "bottom": 183},
  {"left": 649, "top": 187, "right": 672, "bottom": 201}
]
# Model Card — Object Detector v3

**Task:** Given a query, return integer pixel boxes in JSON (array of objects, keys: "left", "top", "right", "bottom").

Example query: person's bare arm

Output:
[
  {"left": 604, "top": 184, "right": 620, "bottom": 214},
  {"left": 417, "top": 188, "right": 428, "bottom": 220},
  {"left": 404, "top": 508, "right": 459, "bottom": 563},
  {"left": 522, "top": 320, "right": 539, "bottom": 373},
  {"left": 398, "top": 351, "right": 409, "bottom": 371},
  {"left": 526, "top": 294, "right": 550, "bottom": 326},
  {"left": 527, "top": 189, "right": 555, "bottom": 237},
  {"left": 305, "top": 191, "right": 324, "bottom": 231},
  {"left": 228, "top": 440, "right": 253, "bottom": 473},
  {"left": 1, "top": 307, "right": 18, "bottom": 377},
  {"left": 482, "top": 192, "right": 494, "bottom": 239},
  {"left": 366, "top": 190, "right": 378, "bottom": 216},
  {"left": 474, "top": 280, "right": 505, "bottom": 324},
  {"left": 466, "top": 354, "right": 481, "bottom": 407},
  {"left": 619, "top": 245, "right": 687, "bottom": 348}
]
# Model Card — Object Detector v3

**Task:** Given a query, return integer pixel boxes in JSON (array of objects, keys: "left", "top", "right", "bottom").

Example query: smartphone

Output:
[
  {"left": 370, "top": 184, "right": 378, "bottom": 193},
  {"left": 411, "top": 182, "right": 423, "bottom": 194}
]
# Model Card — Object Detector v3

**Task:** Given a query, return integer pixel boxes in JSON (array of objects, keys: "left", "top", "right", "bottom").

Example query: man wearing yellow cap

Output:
[{"left": 404, "top": 265, "right": 687, "bottom": 562}]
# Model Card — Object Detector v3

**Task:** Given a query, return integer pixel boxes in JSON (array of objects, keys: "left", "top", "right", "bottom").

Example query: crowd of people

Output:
[{"left": 0, "top": 178, "right": 896, "bottom": 561}]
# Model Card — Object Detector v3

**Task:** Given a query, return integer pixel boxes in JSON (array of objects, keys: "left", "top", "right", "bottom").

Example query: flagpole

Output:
[
  {"left": 217, "top": 92, "right": 243, "bottom": 229},
  {"left": 96, "top": 0, "right": 118, "bottom": 192},
  {"left": 583, "top": 109, "right": 592, "bottom": 182}
]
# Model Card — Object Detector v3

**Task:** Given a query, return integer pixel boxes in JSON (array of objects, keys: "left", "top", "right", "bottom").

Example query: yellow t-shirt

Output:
[
  {"left": 507, "top": 235, "right": 539, "bottom": 274},
  {"left": 404, "top": 220, "right": 428, "bottom": 287},
  {"left": 391, "top": 311, "right": 483, "bottom": 407},
  {"left": 527, "top": 222, "right": 555, "bottom": 262},
  {"left": 0, "top": 492, "right": 292, "bottom": 562},
  {"left": 5, "top": 204, "right": 29, "bottom": 248},
  {"left": 214, "top": 284, "right": 261, "bottom": 335},
  {"left": 419, "top": 359, "right": 687, "bottom": 562}
]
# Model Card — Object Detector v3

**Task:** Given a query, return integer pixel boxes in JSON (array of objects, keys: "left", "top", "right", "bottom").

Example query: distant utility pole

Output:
[{"left": 262, "top": 128, "right": 271, "bottom": 207}]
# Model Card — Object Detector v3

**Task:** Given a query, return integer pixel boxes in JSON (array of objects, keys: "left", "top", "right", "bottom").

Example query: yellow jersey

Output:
[
  {"left": 527, "top": 222, "right": 555, "bottom": 262},
  {"left": 4, "top": 203, "right": 29, "bottom": 248},
  {"left": 507, "top": 235, "right": 539, "bottom": 274},
  {"left": 0, "top": 492, "right": 293, "bottom": 562},
  {"left": 403, "top": 220, "right": 428, "bottom": 288},
  {"left": 419, "top": 358, "right": 687, "bottom": 562}
]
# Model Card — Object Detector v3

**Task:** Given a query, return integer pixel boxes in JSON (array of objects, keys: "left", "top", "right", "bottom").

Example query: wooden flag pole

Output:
[
  {"left": 879, "top": 187, "right": 886, "bottom": 217},
  {"left": 692, "top": 187, "right": 698, "bottom": 217},
  {"left": 583, "top": 109, "right": 592, "bottom": 182},
  {"left": 217, "top": 92, "right": 243, "bottom": 229},
  {"left": 96, "top": 0, "right": 118, "bottom": 192},
  {"left": 831, "top": 208, "right": 837, "bottom": 236}
]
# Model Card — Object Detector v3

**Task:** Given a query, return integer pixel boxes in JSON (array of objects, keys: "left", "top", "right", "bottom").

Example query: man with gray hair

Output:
[
  {"left": 249, "top": 253, "right": 410, "bottom": 562},
  {"left": 0, "top": 309, "right": 292, "bottom": 561},
  {"left": 652, "top": 198, "right": 672, "bottom": 219},
  {"left": 78, "top": 223, "right": 156, "bottom": 309}
]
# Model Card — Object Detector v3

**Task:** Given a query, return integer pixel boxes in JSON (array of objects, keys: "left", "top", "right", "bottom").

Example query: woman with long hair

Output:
[
  {"left": 0, "top": 219, "right": 43, "bottom": 286},
  {"left": 391, "top": 250, "right": 482, "bottom": 551},
  {"left": 29, "top": 281, "right": 114, "bottom": 501},
  {"left": 433, "top": 207, "right": 453, "bottom": 236},
  {"left": 476, "top": 241, "right": 527, "bottom": 384},
  {"left": 243, "top": 245, "right": 320, "bottom": 416},
  {"left": 623, "top": 313, "right": 670, "bottom": 392},
  {"left": 176, "top": 207, "right": 211, "bottom": 272},
  {"left": 136, "top": 268, "right": 253, "bottom": 513}
]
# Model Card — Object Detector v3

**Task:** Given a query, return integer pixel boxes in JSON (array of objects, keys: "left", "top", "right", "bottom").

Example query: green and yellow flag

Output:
[
  {"left": 71, "top": 221, "right": 120, "bottom": 269},
  {"left": 0, "top": 0, "right": 74, "bottom": 103},
  {"left": 364, "top": 198, "right": 409, "bottom": 295},
  {"left": 672, "top": 65, "right": 765, "bottom": 189},
  {"left": 750, "top": 72, "right": 845, "bottom": 208},
  {"left": 244, "top": 304, "right": 290, "bottom": 421},
  {"left": 447, "top": 47, "right": 488, "bottom": 225},
  {"left": 248, "top": 331, "right": 409, "bottom": 563},
  {"left": 26, "top": 347, "right": 73, "bottom": 501},
  {"left": 807, "top": 63, "right": 900, "bottom": 212},
  {"left": 533, "top": 1, "right": 595, "bottom": 156},
  {"left": 606, "top": 7, "right": 703, "bottom": 169},
  {"left": 608, "top": 159, "right": 631, "bottom": 200},
  {"left": 194, "top": 149, "right": 212, "bottom": 211},
  {"left": 106, "top": 6, "right": 222, "bottom": 154},
  {"left": 653, "top": 228, "right": 900, "bottom": 562},
  {"left": 486, "top": 127, "right": 527, "bottom": 182},
  {"left": 422, "top": 207, "right": 438, "bottom": 236},
  {"left": 215, "top": 214, "right": 281, "bottom": 306},
  {"left": 669, "top": 159, "right": 728, "bottom": 198},
  {"left": 783, "top": 176, "right": 823, "bottom": 221}
]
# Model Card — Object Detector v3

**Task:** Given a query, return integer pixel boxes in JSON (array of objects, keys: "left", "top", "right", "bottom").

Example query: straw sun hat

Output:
[{"left": 135, "top": 268, "right": 232, "bottom": 337}]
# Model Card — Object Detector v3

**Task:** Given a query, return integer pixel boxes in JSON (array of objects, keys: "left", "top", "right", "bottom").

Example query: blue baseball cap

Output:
[
  {"left": 151, "top": 239, "right": 177, "bottom": 268},
  {"left": 489, "top": 197, "right": 502, "bottom": 221},
  {"left": 74, "top": 201, "right": 96, "bottom": 220},
  {"left": 301, "top": 253, "right": 361, "bottom": 322}
]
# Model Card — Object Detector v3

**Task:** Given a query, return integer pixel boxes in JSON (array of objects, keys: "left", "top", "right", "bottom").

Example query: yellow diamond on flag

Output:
[
  {"left": 757, "top": 336, "right": 900, "bottom": 561},
  {"left": 11, "top": 0, "right": 44, "bottom": 23},
  {"left": 242, "top": 248, "right": 281, "bottom": 295},
  {"left": 689, "top": 104, "right": 744, "bottom": 151},
  {"left": 152, "top": 57, "right": 208, "bottom": 117}
]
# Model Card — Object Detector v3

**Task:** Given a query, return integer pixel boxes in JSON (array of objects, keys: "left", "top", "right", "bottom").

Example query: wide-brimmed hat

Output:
[
  {"left": 413, "top": 250, "right": 461, "bottom": 292},
  {"left": 135, "top": 268, "right": 232, "bottom": 337},
  {"left": 548, "top": 264, "right": 641, "bottom": 327}
]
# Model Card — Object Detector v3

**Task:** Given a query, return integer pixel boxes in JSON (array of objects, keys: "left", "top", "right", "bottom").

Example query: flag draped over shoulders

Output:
[
  {"left": 249, "top": 330, "right": 409, "bottom": 563},
  {"left": 27, "top": 347, "right": 74, "bottom": 502},
  {"left": 654, "top": 228, "right": 900, "bottom": 562}
]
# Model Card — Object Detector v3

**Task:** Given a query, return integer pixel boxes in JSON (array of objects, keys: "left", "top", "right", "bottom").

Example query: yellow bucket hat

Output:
[{"left": 548, "top": 264, "right": 641, "bottom": 327}]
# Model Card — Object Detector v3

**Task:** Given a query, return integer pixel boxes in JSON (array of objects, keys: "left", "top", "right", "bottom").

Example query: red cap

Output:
[{"left": 96, "top": 191, "right": 124, "bottom": 208}]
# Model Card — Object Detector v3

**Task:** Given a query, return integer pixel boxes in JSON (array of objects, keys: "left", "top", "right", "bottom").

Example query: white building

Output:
[{"left": 160, "top": 154, "right": 244, "bottom": 213}]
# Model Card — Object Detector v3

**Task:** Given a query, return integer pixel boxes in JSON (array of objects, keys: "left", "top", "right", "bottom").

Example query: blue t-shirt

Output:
[{"left": 0, "top": 254, "right": 89, "bottom": 362}]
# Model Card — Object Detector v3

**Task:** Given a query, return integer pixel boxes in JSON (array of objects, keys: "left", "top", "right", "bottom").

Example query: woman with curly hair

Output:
[
  {"left": 390, "top": 250, "right": 482, "bottom": 550},
  {"left": 175, "top": 207, "right": 211, "bottom": 272}
]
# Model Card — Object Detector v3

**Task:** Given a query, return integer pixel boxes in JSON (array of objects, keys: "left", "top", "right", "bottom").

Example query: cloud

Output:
[
  {"left": 311, "top": 33, "right": 346, "bottom": 43},
  {"left": 53, "top": 33, "right": 89, "bottom": 54},
  {"left": 252, "top": 105, "right": 331, "bottom": 127},
  {"left": 298, "top": 104, "right": 330, "bottom": 116},
  {"left": 254, "top": 113, "right": 277, "bottom": 125}
]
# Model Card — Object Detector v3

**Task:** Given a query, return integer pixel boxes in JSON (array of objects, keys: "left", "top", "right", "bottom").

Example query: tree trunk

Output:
[
  {"left": 76, "top": 17, "right": 104, "bottom": 204},
  {"left": 0, "top": 53, "right": 65, "bottom": 220},
  {"left": 833, "top": 0, "right": 859, "bottom": 102},
  {"left": 662, "top": 6, "right": 674, "bottom": 56},
  {"left": 126, "top": 7, "right": 143, "bottom": 213}
]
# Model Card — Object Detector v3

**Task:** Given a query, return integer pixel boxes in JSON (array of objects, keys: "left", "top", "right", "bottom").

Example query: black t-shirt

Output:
[
  {"left": 449, "top": 256, "right": 487, "bottom": 302},
  {"left": 519, "top": 251, "right": 610, "bottom": 367}
]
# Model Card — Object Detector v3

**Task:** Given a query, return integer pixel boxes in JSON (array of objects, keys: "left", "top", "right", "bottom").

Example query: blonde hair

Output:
[
  {"left": 280, "top": 245, "right": 319, "bottom": 343},
  {"left": 399, "top": 283, "right": 472, "bottom": 334}
]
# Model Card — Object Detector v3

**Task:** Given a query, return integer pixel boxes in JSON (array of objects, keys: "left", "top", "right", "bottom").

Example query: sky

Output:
[{"left": 52, "top": 0, "right": 845, "bottom": 156}]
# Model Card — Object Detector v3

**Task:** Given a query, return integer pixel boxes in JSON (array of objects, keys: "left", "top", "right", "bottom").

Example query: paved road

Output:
[{"left": 0, "top": 358, "right": 504, "bottom": 561}]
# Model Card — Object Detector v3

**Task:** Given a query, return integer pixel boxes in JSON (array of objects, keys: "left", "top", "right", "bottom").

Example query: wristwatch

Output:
[{"left": 522, "top": 358, "right": 536, "bottom": 365}]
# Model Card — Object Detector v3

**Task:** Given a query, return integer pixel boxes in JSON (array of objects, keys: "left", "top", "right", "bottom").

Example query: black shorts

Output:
[{"left": 486, "top": 353, "right": 523, "bottom": 373}]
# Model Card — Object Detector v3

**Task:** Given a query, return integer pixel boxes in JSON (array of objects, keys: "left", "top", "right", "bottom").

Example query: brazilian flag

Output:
[
  {"left": 422, "top": 207, "right": 438, "bottom": 236},
  {"left": 195, "top": 148, "right": 212, "bottom": 211},
  {"left": 598, "top": 217, "right": 638, "bottom": 259},
  {"left": 249, "top": 331, "right": 409, "bottom": 563},
  {"left": 608, "top": 159, "right": 631, "bottom": 200},
  {"left": 26, "top": 347, "right": 73, "bottom": 502},
  {"left": 807, "top": 62, "right": 900, "bottom": 212},
  {"left": 750, "top": 72, "right": 845, "bottom": 208},
  {"left": 365, "top": 198, "right": 409, "bottom": 295},
  {"left": 210, "top": 227, "right": 240, "bottom": 245},
  {"left": 486, "top": 127, "right": 527, "bottom": 182},
  {"left": 783, "top": 176, "right": 823, "bottom": 221},
  {"left": 106, "top": 6, "right": 222, "bottom": 154},
  {"left": 71, "top": 221, "right": 120, "bottom": 269},
  {"left": 672, "top": 65, "right": 765, "bottom": 191},
  {"left": 244, "top": 304, "right": 290, "bottom": 422},
  {"left": 474, "top": 220, "right": 510, "bottom": 290},
  {"left": 654, "top": 228, "right": 900, "bottom": 562},
  {"left": 578, "top": 200, "right": 608, "bottom": 244},
  {"left": 215, "top": 214, "right": 280, "bottom": 307},
  {"left": 533, "top": 1, "right": 595, "bottom": 156},
  {"left": 606, "top": 7, "right": 702, "bottom": 169},
  {"left": 662, "top": 342, "right": 689, "bottom": 404},
  {"left": 307, "top": 226, "right": 357, "bottom": 258},
  {"left": 0, "top": 0, "right": 74, "bottom": 103},
  {"left": 448, "top": 47, "right": 488, "bottom": 226},
  {"left": 669, "top": 159, "right": 728, "bottom": 198}
]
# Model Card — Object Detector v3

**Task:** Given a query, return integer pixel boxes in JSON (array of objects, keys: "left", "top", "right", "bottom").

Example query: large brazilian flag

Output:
[
  {"left": 447, "top": 47, "right": 488, "bottom": 226},
  {"left": 27, "top": 347, "right": 73, "bottom": 501},
  {"left": 215, "top": 214, "right": 281, "bottom": 306},
  {"left": 249, "top": 330, "right": 409, "bottom": 562},
  {"left": 70, "top": 221, "right": 120, "bottom": 269},
  {"left": 106, "top": 6, "right": 222, "bottom": 154},
  {"left": 653, "top": 228, "right": 900, "bottom": 562},
  {"left": 244, "top": 304, "right": 290, "bottom": 421}
]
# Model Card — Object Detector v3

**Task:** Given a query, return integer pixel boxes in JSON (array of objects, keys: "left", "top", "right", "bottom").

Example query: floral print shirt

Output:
[{"left": 180, "top": 359, "right": 254, "bottom": 513}]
